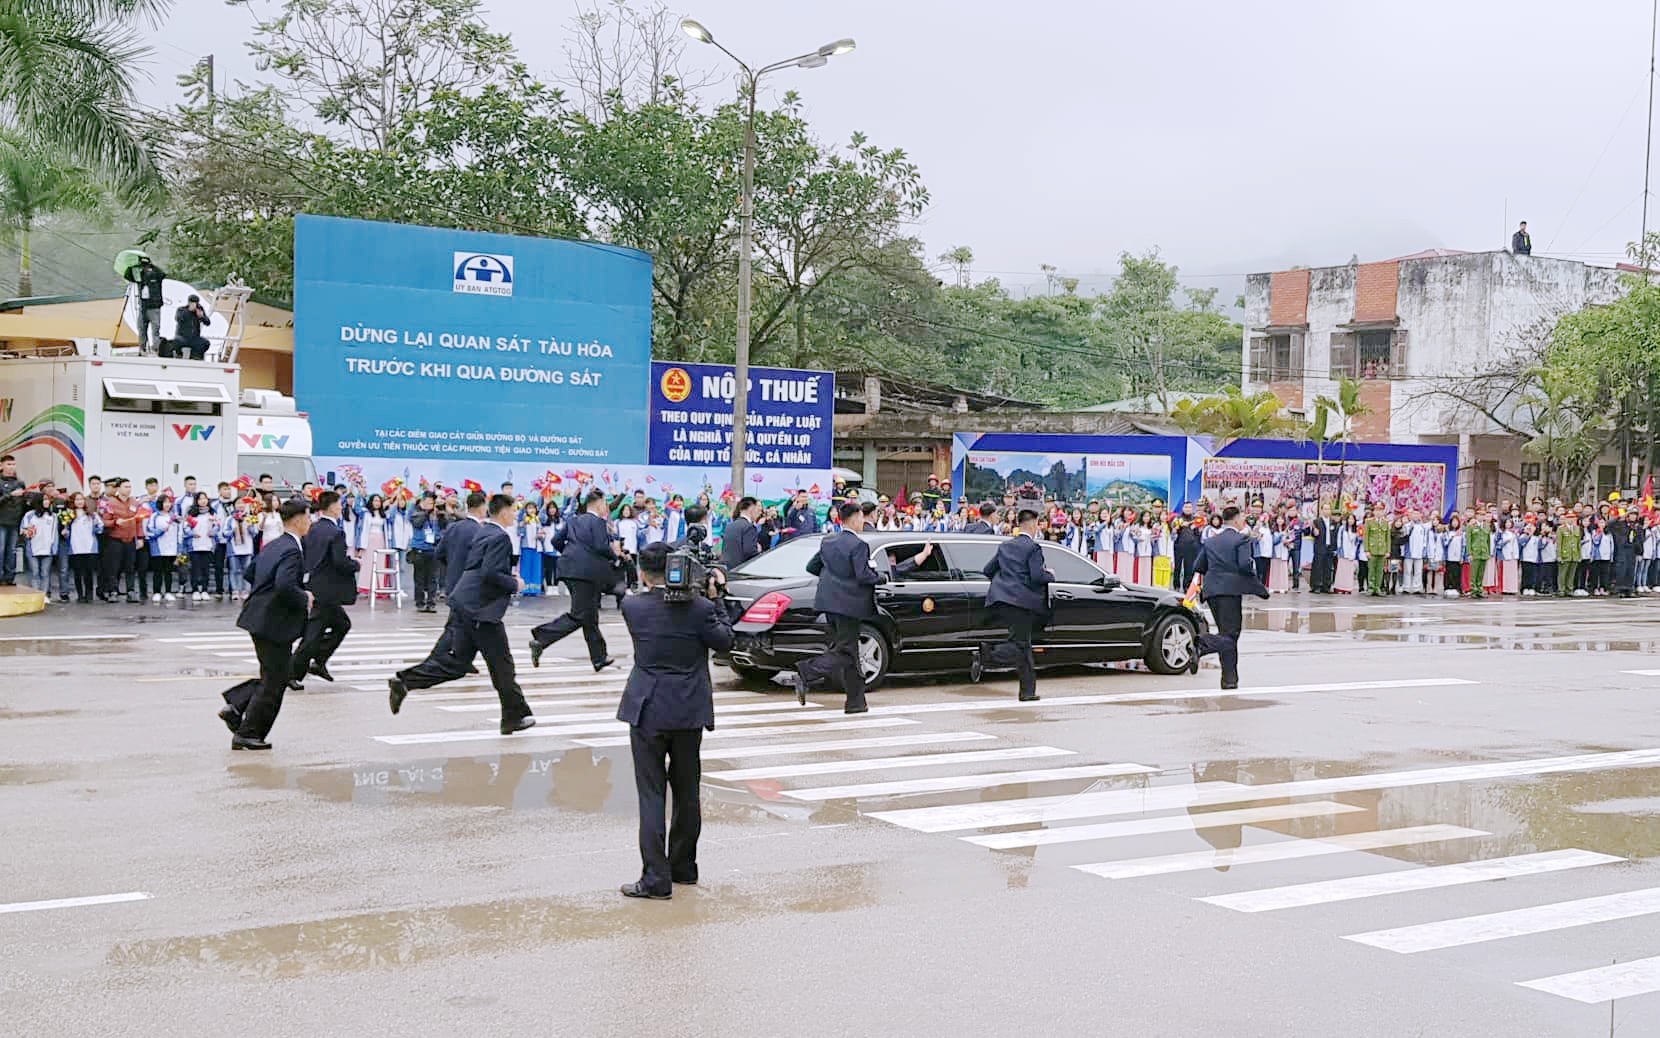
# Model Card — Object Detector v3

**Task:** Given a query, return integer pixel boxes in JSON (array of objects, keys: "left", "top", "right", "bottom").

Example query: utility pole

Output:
[{"left": 1643, "top": 0, "right": 1657, "bottom": 274}]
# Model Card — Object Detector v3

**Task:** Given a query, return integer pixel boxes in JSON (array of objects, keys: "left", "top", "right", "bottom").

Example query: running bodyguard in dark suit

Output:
[
  {"left": 428, "top": 491, "right": 485, "bottom": 662},
  {"left": 981, "top": 507, "right": 1052, "bottom": 702},
  {"left": 787, "top": 501, "right": 882, "bottom": 714},
  {"left": 219, "top": 499, "right": 313, "bottom": 750},
  {"left": 617, "top": 543, "right": 735, "bottom": 900},
  {"left": 289, "top": 491, "right": 358, "bottom": 687},
  {"left": 529, "top": 489, "right": 619, "bottom": 672},
  {"left": 390, "top": 495, "right": 534, "bottom": 734},
  {"left": 1193, "top": 505, "right": 1271, "bottom": 691}
]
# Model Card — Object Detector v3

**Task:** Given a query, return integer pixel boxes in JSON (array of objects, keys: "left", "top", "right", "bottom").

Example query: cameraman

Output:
[
  {"left": 170, "top": 293, "right": 214, "bottom": 360},
  {"left": 616, "top": 542, "right": 734, "bottom": 900}
]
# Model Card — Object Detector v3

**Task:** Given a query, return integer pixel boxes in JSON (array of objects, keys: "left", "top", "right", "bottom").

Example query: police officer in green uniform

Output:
[{"left": 1364, "top": 508, "right": 1393, "bottom": 596}]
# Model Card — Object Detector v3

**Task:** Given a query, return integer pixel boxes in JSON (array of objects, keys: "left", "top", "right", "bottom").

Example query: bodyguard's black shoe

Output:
[
  {"left": 1187, "top": 650, "right": 1201, "bottom": 676},
  {"left": 310, "top": 662, "right": 334, "bottom": 683},
  {"left": 1220, "top": 679, "right": 1240, "bottom": 691},
  {"left": 789, "top": 671, "right": 807, "bottom": 706},
  {"left": 593, "top": 657, "right": 617, "bottom": 674},
  {"left": 388, "top": 677, "right": 408, "bottom": 715},
  {"left": 501, "top": 715, "right": 536, "bottom": 735},
  {"left": 231, "top": 736, "right": 271, "bottom": 751},
  {"left": 620, "top": 882, "right": 671, "bottom": 900},
  {"left": 528, "top": 639, "right": 544, "bottom": 668},
  {"left": 218, "top": 706, "right": 242, "bottom": 734},
  {"left": 672, "top": 874, "right": 698, "bottom": 886},
  {"left": 287, "top": 679, "right": 304, "bottom": 692},
  {"left": 1018, "top": 692, "right": 1040, "bottom": 702},
  {"left": 844, "top": 702, "right": 869, "bottom": 715}
]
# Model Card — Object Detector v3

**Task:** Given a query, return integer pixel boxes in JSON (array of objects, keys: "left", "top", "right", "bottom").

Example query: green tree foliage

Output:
[
  {"left": 158, "top": 0, "right": 1242, "bottom": 408},
  {"left": 0, "top": 134, "right": 108, "bottom": 296},
  {"left": 0, "top": 0, "right": 166, "bottom": 201},
  {"left": 1170, "top": 385, "right": 1302, "bottom": 449}
]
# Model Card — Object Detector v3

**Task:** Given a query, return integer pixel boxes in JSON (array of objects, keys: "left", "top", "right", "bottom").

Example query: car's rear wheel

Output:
[
  {"left": 858, "top": 624, "right": 891, "bottom": 689},
  {"left": 1145, "top": 613, "right": 1198, "bottom": 675}
]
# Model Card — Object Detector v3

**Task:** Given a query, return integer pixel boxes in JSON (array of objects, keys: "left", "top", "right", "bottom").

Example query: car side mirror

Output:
[{"left": 1095, "top": 575, "right": 1122, "bottom": 591}]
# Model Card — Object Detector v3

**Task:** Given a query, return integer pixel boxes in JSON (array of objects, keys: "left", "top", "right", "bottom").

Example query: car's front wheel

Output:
[
  {"left": 858, "top": 624, "right": 892, "bottom": 689},
  {"left": 1145, "top": 613, "right": 1198, "bottom": 675}
]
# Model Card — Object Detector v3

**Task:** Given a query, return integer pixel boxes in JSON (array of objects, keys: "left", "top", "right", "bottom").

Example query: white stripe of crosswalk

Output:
[
  {"left": 374, "top": 709, "right": 878, "bottom": 745},
  {"left": 1196, "top": 850, "right": 1623, "bottom": 913},
  {"left": 779, "top": 762, "right": 1158, "bottom": 802},
  {"left": 436, "top": 698, "right": 808, "bottom": 718},
  {"left": 869, "top": 747, "right": 1660, "bottom": 833},
  {"left": 1072, "top": 825, "right": 1485, "bottom": 880},
  {"left": 573, "top": 717, "right": 919, "bottom": 748},
  {"left": 698, "top": 731, "right": 993, "bottom": 760},
  {"left": 1518, "top": 955, "right": 1660, "bottom": 1004},
  {"left": 962, "top": 801, "right": 1367, "bottom": 850},
  {"left": 1344, "top": 886, "right": 1660, "bottom": 954},
  {"left": 0, "top": 891, "right": 152, "bottom": 915},
  {"left": 706, "top": 746, "right": 1073, "bottom": 782}
]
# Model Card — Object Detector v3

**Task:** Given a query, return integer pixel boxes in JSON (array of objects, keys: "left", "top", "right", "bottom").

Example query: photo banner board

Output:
[
  {"left": 647, "top": 361, "right": 833, "bottom": 470},
  {"left": 295, "top": 214, "right": 654, "bottom": 474},
  {"left": 957, "top": 443, "right": 1174, "bottom": 506},
  {"left": 1201, "top": 457, "right": 1449, "bottom": 517}
]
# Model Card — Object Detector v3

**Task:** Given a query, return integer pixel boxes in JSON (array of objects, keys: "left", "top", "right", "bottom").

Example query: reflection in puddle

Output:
[
  {"left": 1241, "top": 605, "right": 1660, "bottom": 652},
  {"left": 106, "top": 863, "right": 882, "bottom": 977}
]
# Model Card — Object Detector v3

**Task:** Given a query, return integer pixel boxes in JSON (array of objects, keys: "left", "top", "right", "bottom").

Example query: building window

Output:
[
  {"left": 1520, "top": 462, "right": 1541, "bottom": 482},
  {"left": 1329, "top": 328, "right": 1408, "bottom": 379},
  {"left": 1248, "top": 332, "right": 1304, "bottom": 382},
  {"left": 1597, "top": 464, "right": 1618, "bottom": 502}
]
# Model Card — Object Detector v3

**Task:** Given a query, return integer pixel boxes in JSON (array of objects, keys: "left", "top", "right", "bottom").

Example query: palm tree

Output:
[
  {"left": 0, "top": 0, "right": 168, "bottom": 201},
  {"left": 1170, "top": 385, "right": 1302, "bottom": 450},
  {"left": 1311, "top": 377, "right": 1372, "bottom": 515},
  {"left": 0, "top": 135, "right": 106, "bottom": 297}
]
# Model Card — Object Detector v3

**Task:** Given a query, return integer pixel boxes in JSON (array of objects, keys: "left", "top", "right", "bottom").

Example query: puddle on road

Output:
[
  {"left": 0, "top": 641, "right": 128, "bottom": 657},
  {"left": 996, "top": 752, "right": 1660, "bottom": 870},
  {"left": 1242, "top": 605, "right": 1660, "bottom": 652},
  {"left": 0, "top": 707, "right": 79, "bottom": 720},
  {"left": 0, "top": 762, "right": 80, "bottom": 785},
  {"left": 106, "top": 862, "right": 881, "bottom": 977}
]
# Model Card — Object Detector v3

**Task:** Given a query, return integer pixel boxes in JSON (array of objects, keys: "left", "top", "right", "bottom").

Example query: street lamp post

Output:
[{"left": 681, "top": 18, "right": 855, "bottom": 495}]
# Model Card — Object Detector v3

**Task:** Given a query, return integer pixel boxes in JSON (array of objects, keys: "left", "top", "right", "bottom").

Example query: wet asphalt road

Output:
[{"left": 4, "top": 591, "right": 1660, "bottom": 1036}]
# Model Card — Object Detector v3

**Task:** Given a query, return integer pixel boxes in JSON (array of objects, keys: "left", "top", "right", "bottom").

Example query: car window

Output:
[
  {"left": 1040, "top": 543, "right": 1105, "bottom": 584},
  {"left": 942, "top": 540, "right": 997, "bottom": 579},
  {"left": 882, "top": 542, "right": 951, "bottom": 581},
  {"left": 729, "top": 535, "right": 823, "bottom": 577}
]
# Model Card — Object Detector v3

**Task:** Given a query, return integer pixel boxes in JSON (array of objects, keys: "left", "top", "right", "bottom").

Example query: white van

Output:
[{"left": 237, "top": 390, "right": 317, "bottom": 493}]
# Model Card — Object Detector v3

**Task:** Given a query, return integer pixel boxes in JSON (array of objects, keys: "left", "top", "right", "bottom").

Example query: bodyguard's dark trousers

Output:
[
  {"left": 985, "top": 605, "right": 1040, "bottom": 699},
  {"left": 400, "top": 609, "right": 530, "bottom": 722},
  {"left": 291, "top": 603, "right": 351, "bottom": 679},
  {"left": 1312, "top": 551, "right": 1335, "bottom": 592},
  {"left": 1196, "top": 594, "right": 1243, "bottom": 685},
  {"left": 629, "top": 726, "right": 703, "bottom": 894},
  {"left": 1174, "top": 547, "right": 1199, "bottom": 591},
  {"left": 231, "top": 636, "right": 294, "bottom": 739},
  {"left": 796, "top": 612, "right": 866, "bottom": 710},
  {"left": 530, "top": 578, "right": 607, "bottom": 664}
]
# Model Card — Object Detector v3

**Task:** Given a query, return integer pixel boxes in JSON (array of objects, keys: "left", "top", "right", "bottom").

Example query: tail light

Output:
[{"left": 740, "top": 591, "right": 793, "bottom": 625}]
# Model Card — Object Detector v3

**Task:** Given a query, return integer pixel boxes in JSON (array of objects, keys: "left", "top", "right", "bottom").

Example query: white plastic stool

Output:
[{"left": 368, "top": 548, "right": 404, "bottom": 611}]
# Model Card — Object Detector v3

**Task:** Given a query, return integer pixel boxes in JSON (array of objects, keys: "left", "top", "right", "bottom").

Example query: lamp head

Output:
[
  {"left": 680, "top": 18, "right": 713, "bottom": 43},
  {"left": 796, "top": 54, "right": 829, "bottom": 69},
  {"left": 820, "top": 38, "right": 856, "bottom": 57}
]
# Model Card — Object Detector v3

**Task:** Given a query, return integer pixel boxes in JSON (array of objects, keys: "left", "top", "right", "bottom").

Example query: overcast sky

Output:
[{"left": 138, "top": 0, "right": 1659, "bottom": 297}]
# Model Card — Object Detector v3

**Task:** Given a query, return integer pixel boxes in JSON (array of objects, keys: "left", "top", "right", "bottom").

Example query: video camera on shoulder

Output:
[{"left": 662, "top": 548, "right": 707, "bottom": 604}]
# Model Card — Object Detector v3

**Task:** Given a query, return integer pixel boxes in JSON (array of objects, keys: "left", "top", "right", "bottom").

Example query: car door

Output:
[
  {"left": 1037, "top": 543, "right": 1148, "bottom": 657},
  {"left": 939, "top": 539, "right": 1004, "bottom": 648},
  {"left": 875, "top": 540, "right": 974, "bottom": 662}
]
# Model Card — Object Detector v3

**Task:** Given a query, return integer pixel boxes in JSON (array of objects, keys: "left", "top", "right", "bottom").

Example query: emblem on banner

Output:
[{"left": 660, "top": 366, "right": 692, "bottom": 403}]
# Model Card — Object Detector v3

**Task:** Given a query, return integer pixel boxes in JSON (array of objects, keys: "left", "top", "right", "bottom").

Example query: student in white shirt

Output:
[
  {"left": 66, "top": 493, "right": 103, "bottom": 602},
  {"left": 186, "top": 492, "right": 220, "bottom": 600},
  {"left": 20, "top": 498, "right": 58, "bottom": 595}
]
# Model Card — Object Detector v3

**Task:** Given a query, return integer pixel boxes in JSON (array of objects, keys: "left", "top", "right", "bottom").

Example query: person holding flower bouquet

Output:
[
  {"left": 144, "top": 494, "right": 181, "bottom": 602},
  {"left": 518, "top": 503, "right": 543, "bottom": 596}
]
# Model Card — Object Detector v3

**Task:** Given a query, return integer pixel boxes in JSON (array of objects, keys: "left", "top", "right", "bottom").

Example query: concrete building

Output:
[{"left": 1242, "top": 249, "right": 1627, "bottom": 505}]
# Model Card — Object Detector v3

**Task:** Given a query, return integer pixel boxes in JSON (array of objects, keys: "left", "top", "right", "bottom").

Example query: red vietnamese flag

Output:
[
  {"left": 1643, "top": 473, "right": 1654, "bottom": 515},
  {"left": 461, "top": 479, "right": 484, "bottom": 494},
  {"left": 895, "top": 486, "right": 909, "bottom": 510}
]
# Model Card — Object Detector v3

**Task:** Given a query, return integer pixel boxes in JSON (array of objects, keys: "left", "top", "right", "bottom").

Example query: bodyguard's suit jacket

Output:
[
  {"left": 806, "top": 530, "right": 881, "bottom": 619},
  {"left": 554, "top": 511, "right": 617, "bottom": 583},
  {"left": 616, "top": 590, "right": 735, "bottom": 731},
  {"left": 451, "top": 522, "right": 519, "bottom": 623},
  {"left": 436, "top": 516, "right": 480, "bottom": 597},
  {"left": 1196, "top": 527, "right": 1270, "bottom": 601},
  {"left": 720, "top": 516, "right": 762, "bottom": 567},
  {"left": 237, "top": 533, "right": 309, "bottom": 643},
  {"left": 984, "top": 533, "right": 1052, "bottom": 613},
  {"left": 303, "top": 515, "right": 359, "bottom": 606}
]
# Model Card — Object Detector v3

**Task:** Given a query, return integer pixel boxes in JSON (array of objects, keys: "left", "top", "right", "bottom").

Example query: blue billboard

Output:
[
  {"left": 294, "top": 215, "right": 653, "bottom": 470},
  {"left": 648, "top": 361, "right": 833, "bottom": 470}
]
